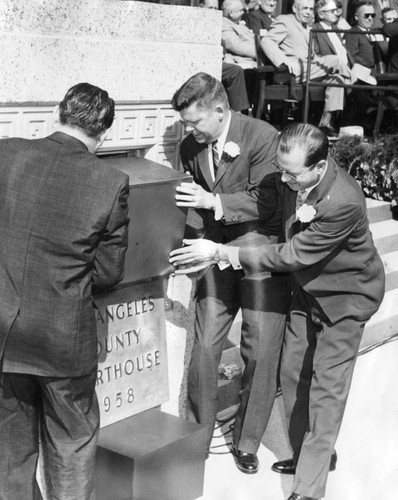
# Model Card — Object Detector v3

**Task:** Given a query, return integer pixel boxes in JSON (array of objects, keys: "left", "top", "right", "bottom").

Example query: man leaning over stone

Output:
[
  {"left": 171, "top": 72, "right": 290, "bottom": 474},
  {"left": 0, "top": 83, "right": 130, "bottom": 500},
  {"left": 170, "top": 122, "right": 385, "bottom": 500}
]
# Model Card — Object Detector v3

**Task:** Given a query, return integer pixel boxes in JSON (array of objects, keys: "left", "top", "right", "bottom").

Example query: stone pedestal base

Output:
[{"left": 94, "top": 408, "right": 207, "bottom": 500}]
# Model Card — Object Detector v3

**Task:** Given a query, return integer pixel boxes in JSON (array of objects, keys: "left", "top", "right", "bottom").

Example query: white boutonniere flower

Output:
[
  {"left": 297, "top": 203, "right": 317, "bottom": 223},
  {"left": 223, "top": 142, "right": 240, "bottom": 158}
]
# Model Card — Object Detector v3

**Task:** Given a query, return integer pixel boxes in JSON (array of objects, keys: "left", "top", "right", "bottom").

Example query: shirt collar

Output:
[
  {"left": 212, "top": 109, "right": 232, "bottom": 154},
  {"left": 302, "top": 157, "right": 328, "bottom": 197}
]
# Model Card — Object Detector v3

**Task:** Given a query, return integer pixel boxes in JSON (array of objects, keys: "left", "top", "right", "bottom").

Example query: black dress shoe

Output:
[
  {"left": 272, "top": 452, "right": 337, "bottom": 475},
  {"left": 231, "top": 445, "right": 259, "bottom": 474},
  {"left": 271, "top": 458, "right": 297, "bottom": 475},
  {"left": 288, "top": 494, "right": 319, "bottom": 500}
]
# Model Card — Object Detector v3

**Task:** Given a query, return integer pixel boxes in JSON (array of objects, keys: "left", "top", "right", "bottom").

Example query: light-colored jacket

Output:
[{"left": 222, "top": 17, "right": 257, "bottom": 69}]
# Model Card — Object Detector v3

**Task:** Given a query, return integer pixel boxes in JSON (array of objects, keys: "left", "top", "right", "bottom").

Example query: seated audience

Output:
[
  {"left": 244, "top": 0, "right": 278, "bottom": 35},
  {"left": 261, "top": 0, "right": 351, "bottom": 135}
]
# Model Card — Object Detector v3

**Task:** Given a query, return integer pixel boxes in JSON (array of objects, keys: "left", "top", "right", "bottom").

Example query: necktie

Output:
[
  {"left": 296, "top": 189, "right": 307, "bottom": 211},
  {"left": 212, "top": 141, "right": 220, "bottom": 177}
]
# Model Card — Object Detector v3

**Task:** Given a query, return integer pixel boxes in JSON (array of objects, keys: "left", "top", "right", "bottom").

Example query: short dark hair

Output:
[
  {"left": 171, "top": 72, "right": 228, "bottom": 112},
  {"left": 354, "top": 1, "right": 374, "bottom": 14},
  {"left": 278, "top": 122, "right": 329, "bottom": 167},
  {"left": 58, "top": 83, "right": 115, "bottom": 138}
]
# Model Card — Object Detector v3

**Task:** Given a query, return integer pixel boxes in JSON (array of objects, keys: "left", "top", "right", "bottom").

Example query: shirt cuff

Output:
[
  {"left": 214, "top": 194, "right": 224, "bottom": 221},
  {"left": 220, "top": 245, "right": 242, "bottom": 270}
]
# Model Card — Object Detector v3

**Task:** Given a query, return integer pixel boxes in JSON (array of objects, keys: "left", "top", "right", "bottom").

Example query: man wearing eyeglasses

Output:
[
  {"left": 312, "top": 0, "right": 354, "bottom": 67},
  {"left": 170, "top": 122, "right": 385, "bottom": 500}
]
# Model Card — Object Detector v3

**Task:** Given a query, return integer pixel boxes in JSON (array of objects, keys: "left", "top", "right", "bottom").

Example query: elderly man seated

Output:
[
  {"left": 201, "top": 0, "right": 251, "bottom": 112},
  {"left": 312, "top": 0, "right": 353, "bottom": 65},
  {"left": 222, "top": 0, "right": 258, "bottom": 108},
  {"left": 222, "top": 0, "right": 257, "bottom": 69},
  {"left": 261, "top": 0, "right": 351, "bottom": 135}
]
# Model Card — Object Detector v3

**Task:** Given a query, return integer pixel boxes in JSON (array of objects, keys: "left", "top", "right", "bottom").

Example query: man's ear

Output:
[
  {"left": 215, "top": 104, "right": 225, "bottom": 122},
  {"left": 95, "top": 129, "right": 110, "bottom": 151}
]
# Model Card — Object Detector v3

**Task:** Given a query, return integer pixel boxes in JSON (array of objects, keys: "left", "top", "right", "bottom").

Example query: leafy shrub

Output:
[{"left": 330, "top": 134, "right": 398, "bottom": 203}]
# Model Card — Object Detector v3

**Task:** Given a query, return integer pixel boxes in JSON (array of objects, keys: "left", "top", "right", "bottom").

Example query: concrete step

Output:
[
  {"left": 383, "top": 250, "right": 398, "bottom": 292},
  {"left": 370, "top": 219, "right": 398, "bottom": 255},
  {"left": 360, "top": 287, "right": 398, "bottom": 351},
  {"left": 366, "top": 198, "right": 394, "bottom": 224}
]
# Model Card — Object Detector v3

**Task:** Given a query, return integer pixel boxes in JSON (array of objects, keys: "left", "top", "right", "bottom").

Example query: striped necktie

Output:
[{"left": 212, "top": 141, "right": 220, "bottom": 177}]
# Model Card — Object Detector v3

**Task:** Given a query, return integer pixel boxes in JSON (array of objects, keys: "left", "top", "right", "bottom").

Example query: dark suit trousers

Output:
[
  {"left": 0, "top": 368, "right": 99, "bottom": 500},
  {"left": 188, "top": 264, "right": 290, "bottom": 453},
  {"left": 221, "top": 62, "right": 250, "bottom": 112},
  {"left": 280, "top": 288, "right": 367, "bottom": 498}
]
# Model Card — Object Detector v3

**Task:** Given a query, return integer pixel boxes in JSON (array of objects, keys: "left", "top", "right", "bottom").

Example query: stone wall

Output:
[{"left": 0, "top": 0, "right": 222, "bottom": 103}]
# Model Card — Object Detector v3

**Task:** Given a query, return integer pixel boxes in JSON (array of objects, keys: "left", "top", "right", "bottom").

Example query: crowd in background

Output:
[{"left": 201, "top": 0, "right": 398, "bottom": 136}]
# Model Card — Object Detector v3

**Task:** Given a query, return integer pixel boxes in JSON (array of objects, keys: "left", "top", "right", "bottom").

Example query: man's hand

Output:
[
  {"left": 176, "top": 181, "right": 216, "bottom": 210},
  {"left": 169, "top": 239, "right": 218, "bottom": 274},
  {"left": 285, "top": 59, "right": 301, "bottom": 77}
]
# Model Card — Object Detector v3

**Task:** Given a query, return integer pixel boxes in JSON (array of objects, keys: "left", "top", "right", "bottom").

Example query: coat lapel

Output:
[
  {"left": 213, "top": 112, "right": 240, "bottom": 189},
  {"left": 285, "top": 157, "right": 338, "bottom": 240},
  {"left": 305, "top": 157, "right": 338, "bottom": 209}
]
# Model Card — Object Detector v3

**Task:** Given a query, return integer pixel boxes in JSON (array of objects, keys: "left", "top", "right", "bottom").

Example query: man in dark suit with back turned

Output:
[
  {"left": 171, "top": 72, "right": 290, "bottom": 474},
  {"left": 0, "top": 83, "right": 130, "bottom": 499},
  {"left": 170, "top": 122, "right": 385, "bottom": 500}
]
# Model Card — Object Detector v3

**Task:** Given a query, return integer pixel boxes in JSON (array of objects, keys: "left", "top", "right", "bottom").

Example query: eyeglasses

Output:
[
  {"left": 320, "top": 8, "right": 339, "bottom": 13},
  {"left": 362, "top": 13, "right": 376, "bottom": 18},
  {"left": 272, "top": 159, "right": 318, "bottom": 180}
]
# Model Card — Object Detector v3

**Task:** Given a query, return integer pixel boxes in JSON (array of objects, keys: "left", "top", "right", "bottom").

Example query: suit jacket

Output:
[
  {"left": 239, "top": 158, "right": 385, "bottom": 323},
  {"left": 222, "top": 17, "right": 257, "bottom": 68},
  {"left": 345, "top": 27, "right": 375, "bottom": 69},
  {"left": 180, "top": 111, "right": 281, "bottom": 243},
  {"left": 312, "top": 22, "right": 354, "bottom": 66},
  {"left": 0, "top": 132, "right": 129, "bottom": 377},
  {"left": 382, "top": 19, "right": 398, "bottom": 72},
  {"left": 243, "top": 8, "right": 274, "bottom": 35},
  {"left": 261, "top": 14, "right": 311, "bottom": 67}
]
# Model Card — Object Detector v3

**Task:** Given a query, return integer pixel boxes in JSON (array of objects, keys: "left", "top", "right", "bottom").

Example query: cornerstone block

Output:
[{"left": 94, "top": 279, "right": 169, "bottom": 427}]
